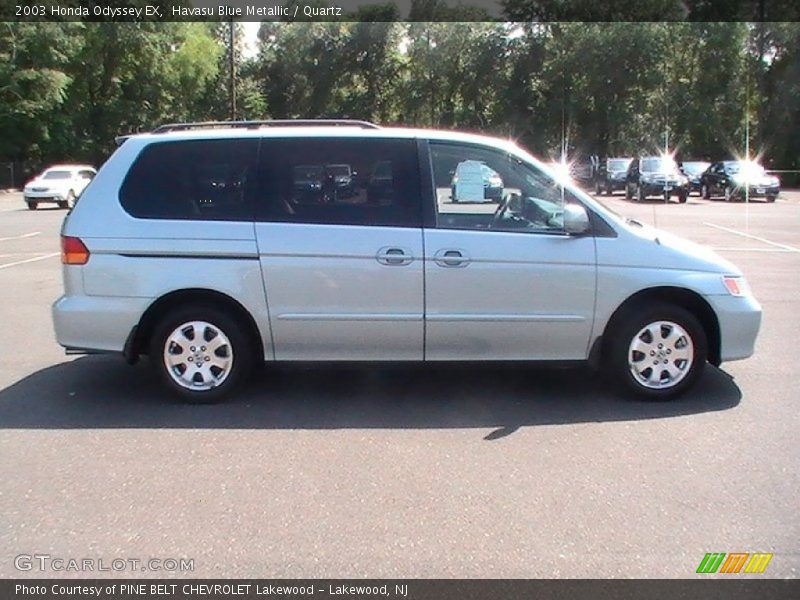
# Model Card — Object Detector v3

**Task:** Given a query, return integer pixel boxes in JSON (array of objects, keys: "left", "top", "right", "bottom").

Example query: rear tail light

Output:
[{"left": 61, "top": 236, "right": 90, "bottom": 265}]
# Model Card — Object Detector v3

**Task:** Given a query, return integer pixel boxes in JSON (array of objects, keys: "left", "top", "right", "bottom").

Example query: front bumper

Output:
[
  {"left": 708, "top": 294, "right": 762, "bottom": 363},
  {"left": 24, "top": 191, "right": 67, "bottom": 202},
  {"left": 640, "top": 182, "right": 688, "bottom": 197},
  {"left": 733, "top": 184, "right": 779, "bottom": 199},
  {"left": 604, "top": 177, "right": 627, "bottom": 191}
]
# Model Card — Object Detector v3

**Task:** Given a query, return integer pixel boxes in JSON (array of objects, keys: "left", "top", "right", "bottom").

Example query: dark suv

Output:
[
  {"left": 594, "top": 157, "right": 632, "bottom": 195},
  {"left": 626, "top": 156, "right": 689, "bottom": 203},
  {"left": 699, "top": 160, "right": 779, "bottom": 203}
]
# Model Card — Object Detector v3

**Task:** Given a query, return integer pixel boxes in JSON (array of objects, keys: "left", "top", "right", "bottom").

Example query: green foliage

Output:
[{"left": 1, "top": 20, "right": 798, "bottom": 177}]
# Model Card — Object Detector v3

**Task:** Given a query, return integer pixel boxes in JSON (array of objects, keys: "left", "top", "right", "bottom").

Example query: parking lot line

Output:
[
  {"left": 704, "top": 222, "right": 800, "bottom": 253},
  {"left": 0, "top": 252, "right": 59, "bottom": 270},
  {"left": 712, "top": 247, "right": 798, "bottom": 253},
  {"left": 0, "top": 231, "right": 41, "bottom": 242}
]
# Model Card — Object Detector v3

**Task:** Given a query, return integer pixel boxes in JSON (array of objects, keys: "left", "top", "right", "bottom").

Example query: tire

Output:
[
  {"left": 149, "top": 305, "right": 254, "bottom": 403},
  {"left": 607, "top": 303, "right": 707, "bottom": 400},
  {"left": 27, "top": 201, "right": 37, "bottom": 210},
  {"left": 701, "top": 183, "right": 711, "bottom": 200},
  {"left": 766, "top": 194, "right": 776, "bottom": 203},
  {"left": 678, "top": 192, "right": 687, "bottom": 203},
  {"left": 58, "top": 200, "right": 69, "bottom": 209}
]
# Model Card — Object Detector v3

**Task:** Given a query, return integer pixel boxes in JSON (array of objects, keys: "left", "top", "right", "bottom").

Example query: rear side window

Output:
[
  {"left": 120, "top": 139, "right": 258, "bottom": 221},
  {"left": 255, "top": 138, "right": 422, "bottom": 227}
]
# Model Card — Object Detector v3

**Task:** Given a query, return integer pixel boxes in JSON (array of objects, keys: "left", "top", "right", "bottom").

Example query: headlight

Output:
[{"left": 722, "top": 275, "right": 751, "bottom": 297}]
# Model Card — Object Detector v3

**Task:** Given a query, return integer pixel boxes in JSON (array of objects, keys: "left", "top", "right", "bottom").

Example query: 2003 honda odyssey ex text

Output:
[{"left": 53, "top": 120, "right": 762, "bottom": 402}]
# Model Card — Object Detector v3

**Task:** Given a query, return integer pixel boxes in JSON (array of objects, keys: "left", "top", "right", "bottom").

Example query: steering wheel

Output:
[{"left": 490, "top": 193, "right": 513, "bottom": 229}]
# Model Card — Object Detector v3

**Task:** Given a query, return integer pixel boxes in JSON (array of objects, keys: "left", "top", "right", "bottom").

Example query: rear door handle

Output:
[
  {"left": 433, "top": 248, "right": 470, "bottom": 268},
  {"left": 376, "top": 246, "right": 413, "bottom": 266}
]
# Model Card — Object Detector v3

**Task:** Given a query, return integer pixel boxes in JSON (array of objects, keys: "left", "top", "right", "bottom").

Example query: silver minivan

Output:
[{"left": 53, "top": 120, "right": 762, "bottom": 402}]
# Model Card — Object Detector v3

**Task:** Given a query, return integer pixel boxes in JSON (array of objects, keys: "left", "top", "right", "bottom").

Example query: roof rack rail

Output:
[{"left": 152, "top": 119, "right": 381, "bottom": 134}]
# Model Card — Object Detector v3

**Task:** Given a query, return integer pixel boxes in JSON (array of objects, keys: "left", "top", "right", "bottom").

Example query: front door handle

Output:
[
  {"left": 434, "top": 248, "right": 470, "bottom": 268},
  {"left": 376, "top": 246, "right": 413, "bottom": 266}
]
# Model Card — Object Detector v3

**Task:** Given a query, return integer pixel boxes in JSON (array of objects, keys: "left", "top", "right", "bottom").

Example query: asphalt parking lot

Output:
[{"left": 0, "top": 189, "right": 798, "bottom": 579}]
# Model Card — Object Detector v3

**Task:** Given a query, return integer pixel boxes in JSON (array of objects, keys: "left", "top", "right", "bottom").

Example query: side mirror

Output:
[{"left": 563, "top": 204, "right": 590, "bottom": 235}]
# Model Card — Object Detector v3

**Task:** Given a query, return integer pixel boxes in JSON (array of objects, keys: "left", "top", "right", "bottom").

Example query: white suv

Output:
[
  {"left": 52, "top": 120, "right": 762, "bottom": 403},
  {"left": 23, "top": 164, "right": 96, "bottom": 209}
]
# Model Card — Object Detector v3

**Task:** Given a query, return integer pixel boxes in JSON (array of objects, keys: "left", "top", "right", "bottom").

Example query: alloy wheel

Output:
[
  {"left": 163, "top": 320, "right": 233, "bottom": 391},
  {"left": 627, "top": 320, "right": 694, "bottom": 390}
]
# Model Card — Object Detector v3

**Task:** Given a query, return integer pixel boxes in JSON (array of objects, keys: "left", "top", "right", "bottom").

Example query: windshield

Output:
[
  {"left": 294, "top": 166, "right": 323, "bottom": 180},
  {"left": 607, "top": 158, "right": 631, "bottom": 171},
  {"left": 42, "top": 170, "right": 71, "bottom": 180},
  {"left": 481, "top": 164, "right": 500, "bottom": 178},
  {"left": 640, "top": 157, "right": 678, "bottom": 174},
  {"left": 682, "top": 162, "right": 709, "bottom": 175},
  {"left": 725, "top": 161, "right": 765, "bottom": 176},
  {"left": 326, "top": 165, "right": 350, "bottom": 176}
]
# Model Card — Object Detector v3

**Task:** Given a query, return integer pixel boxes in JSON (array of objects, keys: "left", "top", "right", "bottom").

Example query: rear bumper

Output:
[
  {"left": 52, "top": 295, "right": 150, "bottom": 353},
  {"left": 708, "top": 294, "right": 763, "bottom": 362}
]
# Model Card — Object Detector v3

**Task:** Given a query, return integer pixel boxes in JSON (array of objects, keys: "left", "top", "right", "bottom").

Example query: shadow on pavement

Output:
[{"left": 0, "top": 356, "right": 742, "bottom": 436}]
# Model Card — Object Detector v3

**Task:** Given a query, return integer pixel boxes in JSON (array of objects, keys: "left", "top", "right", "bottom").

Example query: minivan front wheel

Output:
[
  {"left": 150, "top": 306, "right": 253, "bottom": 403},
  {"left": 609, "top": 304, "right": 707, "bottom": 399}
]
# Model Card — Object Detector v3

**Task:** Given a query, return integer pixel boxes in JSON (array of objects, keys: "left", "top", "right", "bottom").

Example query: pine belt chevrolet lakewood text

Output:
[{"left": 53, "top": 120, "right": 762, "bottom": 403}]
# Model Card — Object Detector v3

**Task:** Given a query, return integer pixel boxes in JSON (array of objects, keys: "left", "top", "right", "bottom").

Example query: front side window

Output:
[
  {"left": 255, "top": 138, "right": 422, "bottom": 228},
  {"left": 119, "top": 139, "right": 258, "bottom": 221},
  {"left": 430, "top": 142, "right": 574, "bottom": 234}
]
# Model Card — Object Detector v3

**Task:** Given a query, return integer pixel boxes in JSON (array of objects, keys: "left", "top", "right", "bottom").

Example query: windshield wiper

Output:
[{"left": 626, "top": 217, "right": 644, "bottom": 227}]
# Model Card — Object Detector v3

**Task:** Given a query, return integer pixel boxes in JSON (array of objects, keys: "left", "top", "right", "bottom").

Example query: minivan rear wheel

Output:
[
  {"left": 150, "top": 305, "right": 253, "bottom": 403},
  {"left": 608, "top": 304, "right": 707, "bottom": 400}
]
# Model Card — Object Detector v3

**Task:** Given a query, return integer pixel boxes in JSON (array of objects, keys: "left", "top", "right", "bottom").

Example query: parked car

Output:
[
  {"left": 594, "top": 157, "right": 633, "bottom": 195},
  {"left": 699, "top": 160, "right": 779, "bottom": 202},
  {"left": 53, "top": 120, "right": 761, "bottom": 403},
  {"left": 569, "top": 157, "right": 597, "bottom": 189},
  {"left": 680, "top": 161, "right": 710, "bottom": 195},
  {"left": 625, "top": 156, "right": 690, "bottom": 203},
  {"left": 325, "top": 163, "right": 357, "bottom": 198},
  {"left": 292, "top": 165, "right": 324, "bottom": 202},
  {"left": 450, "top": 161, "right": 504, "bottom": 203},
  {"left": 23, "top": 165, "right": 96, "bottom": 210}
]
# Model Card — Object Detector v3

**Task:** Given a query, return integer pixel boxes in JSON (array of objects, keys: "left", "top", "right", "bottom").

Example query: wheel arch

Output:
[
  {"left": 125, "top": 288, "right": 264, "bottom": 363},
  {"left": 594, "top": 286, "right": 721, "bottom": 368}
]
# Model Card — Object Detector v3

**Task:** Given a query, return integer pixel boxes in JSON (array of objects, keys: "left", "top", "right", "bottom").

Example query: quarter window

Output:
[
  {"left": 120, "top": 139, "right": 258, "bottom": 221},
  {"left": 430, "top": 142, "right": 573, "bottom": 234},
  {"left": 255, "top": 138, "right": 422, "bottom": 228}
]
